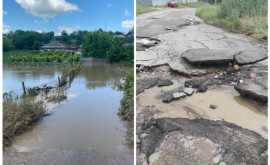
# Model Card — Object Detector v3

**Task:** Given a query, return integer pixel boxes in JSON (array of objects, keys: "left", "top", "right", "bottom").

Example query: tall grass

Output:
[
  {"left": 3, "top": 98, "right": 46, "bottom": 147},
  {"left": 119, "top": 69, "right": 134, "bottom": 121},
  {"left": 196, "top": 0, "right": 268, "bottom": 43}
]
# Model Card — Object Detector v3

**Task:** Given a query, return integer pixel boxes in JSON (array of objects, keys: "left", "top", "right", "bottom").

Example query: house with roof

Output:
[
  {"left": 40, "top": 41, "right": 66, "bottom": 52},
  {"left": 137, "top": 0, "right": 198, "bottom": 6}
]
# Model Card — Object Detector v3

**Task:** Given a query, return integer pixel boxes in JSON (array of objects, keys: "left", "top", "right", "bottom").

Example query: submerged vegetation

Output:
[
  {"left": 3, "top": 97, "right": 46, "bottom": 147},
  {"left": 47, "top": 93, "right": 67, "bottom": 103}
]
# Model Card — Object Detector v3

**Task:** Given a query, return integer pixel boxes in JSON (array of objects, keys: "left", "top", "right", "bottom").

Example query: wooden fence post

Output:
[
  {"left": 58, "top": 76, "right": 61, "bottom": 87},
  {"left": 22, "top": 82, "right": 26, "bottom": 95}
]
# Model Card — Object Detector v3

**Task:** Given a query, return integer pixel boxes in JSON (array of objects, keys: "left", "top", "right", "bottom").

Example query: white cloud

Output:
[
  {"left": 15, "top": 0, "right": 79, "bottom": 18},
  {"left": 36, "top": 30, "right": 43, "bottom": 33},
  {"left": 57, "top": 26, "right": 75, "bottom": 35},
  {"left": 34, "top": 18, "right": 48, "bottom": 24},
  {"left": 121, "top": 20, "right": 134, "bottom": 29},
  {"left": 124, "top": 9, "right": 130, "bottom": 16},
  {"left": 107, "top": 3, "right": 111, "bottom": 8},
  {"left": 3, "top": 24, "right": 11, "bottom": 34},
  {"left": 3, "top": 11, "right": 7, "bottom": 15}
]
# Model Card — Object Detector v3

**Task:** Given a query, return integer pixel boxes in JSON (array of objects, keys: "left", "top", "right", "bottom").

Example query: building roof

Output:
[{"left": 41, "top": 41, "right": 65, "bottom": 49}]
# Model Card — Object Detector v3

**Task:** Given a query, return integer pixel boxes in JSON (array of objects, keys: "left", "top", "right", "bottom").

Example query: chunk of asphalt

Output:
[
  {"left": 210, "top": 104, "right": 218, "bottom": 109},
  {"left": 173, "top": 92, "right": 187, "bottom": 99},
  {"left": 183, "top": 88, "right": 194, "bottom": 96},
  {"left": 162, "top": 95, "right": 174, "bottom": 103},
  {"left": 157, "top": 79, "right": 173, "bottom": 87},
  {"left": 197, "top": 84, "right": 208, "bottom": 93}
]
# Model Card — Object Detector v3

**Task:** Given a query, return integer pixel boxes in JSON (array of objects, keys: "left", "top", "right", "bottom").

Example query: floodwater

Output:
[
  {"left": 138, "top": 84, "right": 268, "bottom": 139},
  {"left": 3, "top": 63, "right": 134, "bottom": 165},
  {"left": 3, "top": 65, "right": 69, "bottom": 95}
]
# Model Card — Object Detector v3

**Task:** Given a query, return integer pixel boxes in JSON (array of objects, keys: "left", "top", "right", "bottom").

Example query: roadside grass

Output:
[
  {"left": 3, "top": 98, "right": 46, "bottom": 148},
  {"left": 136, "top": 2, "right": 206, "bottom": 15},
  {"left": 137, "top": 4, "right": 168, "bottom": 15},
  {"left": 196, "top": 1, "right": 267, "bottom": 43},
  {"left": 178, "top": 2, "right": 208, "bottom": 8},
  {"left": 137, "top": 1, "right": 267, "bottom": 43}
]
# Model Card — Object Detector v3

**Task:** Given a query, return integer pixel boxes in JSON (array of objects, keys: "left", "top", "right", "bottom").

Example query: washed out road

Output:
[{"left": 136, "top": 8, "right": 268, "bottom": 165}]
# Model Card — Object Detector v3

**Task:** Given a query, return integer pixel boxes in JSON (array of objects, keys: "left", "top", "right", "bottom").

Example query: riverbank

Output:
[
  {"left": 3, "top": 97, "right": 46, "bottom": 148},
  {"left": 118, "top": 69, "right": 134, "bottom": 144},
  {"left": 3, "top": 62, "right": 133, "bottom": 164}
]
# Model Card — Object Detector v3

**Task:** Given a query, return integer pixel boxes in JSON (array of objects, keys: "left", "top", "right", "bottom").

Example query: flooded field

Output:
[
  {"left": 3, "top": 63, "right": 133, "bottom": 165},
  {"left": 138, "top": 85, "right": 268, "bottom": 138},
  {"left": 3, "top": 65, "right": 69, "bottom": 94}
]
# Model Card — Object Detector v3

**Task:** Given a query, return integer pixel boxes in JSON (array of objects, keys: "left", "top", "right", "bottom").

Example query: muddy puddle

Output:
[
  {"left": 3, "top": 63, "right": 133, "bottom": 165},
  {"left": 138, "top": 85, "right": 267, "bottom": 138}
]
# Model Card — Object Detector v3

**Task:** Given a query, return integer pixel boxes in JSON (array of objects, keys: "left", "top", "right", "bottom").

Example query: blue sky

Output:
[{"left": 3, "top": 0, "right": 134, "bottom": 35}]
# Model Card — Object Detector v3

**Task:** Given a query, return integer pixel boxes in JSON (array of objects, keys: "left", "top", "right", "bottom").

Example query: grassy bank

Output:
[
  {"left": 118, "top": 69, "right": 134, "bottom": 143},
  {"left": 137, "top": 4, "right": 165, "bottom": 15},
  {"left": 136, "top": 2, "right": 206, "bottom": 15},
  {"left": 3, "top": 97, "right": 46, "bottom": 148},
  {"left": 196, "top": 0, "right": 267, "bottom": 43},
  {"left": 137, "top": 1, "right": 267, "bottom": 43}
]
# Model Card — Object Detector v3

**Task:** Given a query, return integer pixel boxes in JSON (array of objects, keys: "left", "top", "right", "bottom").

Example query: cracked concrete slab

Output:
[
  {"left": 136, "top": 8, "right": 267, "bottom": 76},
  {"left": 182, "top": 48, "right": 268, "bottom": 65}
]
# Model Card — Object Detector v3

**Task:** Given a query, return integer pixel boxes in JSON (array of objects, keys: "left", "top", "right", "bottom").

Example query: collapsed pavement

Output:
[
  {"left": 136, "top": 107, "right": 268, "bottom": 165},
  {"left": 136, "top": 8, "right": 268, "bottom": 103},
  {"left": 136, "top": 8, "right": 268, "bottom": 165}
]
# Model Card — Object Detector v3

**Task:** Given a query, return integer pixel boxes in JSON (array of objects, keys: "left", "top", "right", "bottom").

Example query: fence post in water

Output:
[
  {"left": 58, "top": 76, "right": 61, "bottom": 87},
  {"left": 22, "top": 82, "right": 26, "bottom": 95}
]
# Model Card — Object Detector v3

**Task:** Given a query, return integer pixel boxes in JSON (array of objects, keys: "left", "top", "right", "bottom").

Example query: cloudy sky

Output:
[{"left": 3, "top": 0, "right": 134, "bottom": 34}]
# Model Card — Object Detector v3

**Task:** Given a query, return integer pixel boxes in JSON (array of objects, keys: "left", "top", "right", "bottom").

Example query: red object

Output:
[
  {"left": 168, "top": 1, "right": 178, "bottom": 7},
  {"left": 233, "top": 65, "right": 240, "bottom": 71}
]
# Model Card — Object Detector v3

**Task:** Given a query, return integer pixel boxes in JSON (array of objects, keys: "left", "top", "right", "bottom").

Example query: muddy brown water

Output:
[
  {"left": 3, "top": 63, "right": 133, "bottom": 165},
  {"left": 138, "top": 84, "right": 267, "bottom": 139}
]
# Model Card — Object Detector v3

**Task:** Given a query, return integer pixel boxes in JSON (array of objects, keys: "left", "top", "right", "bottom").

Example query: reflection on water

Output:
[
  {"left": 3, "top": 62, "right": 133, "bottom": 165},
  {"left": 3, "top": 65, "right": 69, "bottom": 94}
]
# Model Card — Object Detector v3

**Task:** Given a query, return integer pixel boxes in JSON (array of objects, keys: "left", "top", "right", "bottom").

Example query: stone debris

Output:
[
  {"left": 234, "top": 78, "right": 268, "bottom": 103},
  {"left": 173, "top": 92, "right": 186, "bottom": 99},
  {"left": 157, "top": 79, "right": 173, "bottom": 87},
  {"left": 139, "top": 65, "right": 145, "bottom": 71},
  {"left": 210, "top": 104, "right": 218, "bottom": 109},
  {"left": 162, "top": 95, "right": 174, "bottom": 103},
  {"left": 196, "top": 84, "right": 208, "bottom": 93},
  {"left": 183, "top": 88, "right": 194, "bottom": 96}
]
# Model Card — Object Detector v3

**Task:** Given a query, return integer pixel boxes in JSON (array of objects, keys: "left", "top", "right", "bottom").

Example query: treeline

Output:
[
  {"left": 3, "top": 30, "right": 54, "bottom": 51},
  {"left": 4, "top": 28, "right": 134, "bottom": 64},
  {"left": 83, "top": 29, "right": 134, "bottom": 65}
]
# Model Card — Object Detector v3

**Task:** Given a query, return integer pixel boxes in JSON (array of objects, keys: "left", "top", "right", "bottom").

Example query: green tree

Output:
[{"left": 32, "top": 41, "right": 40, "bottom": 50}]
